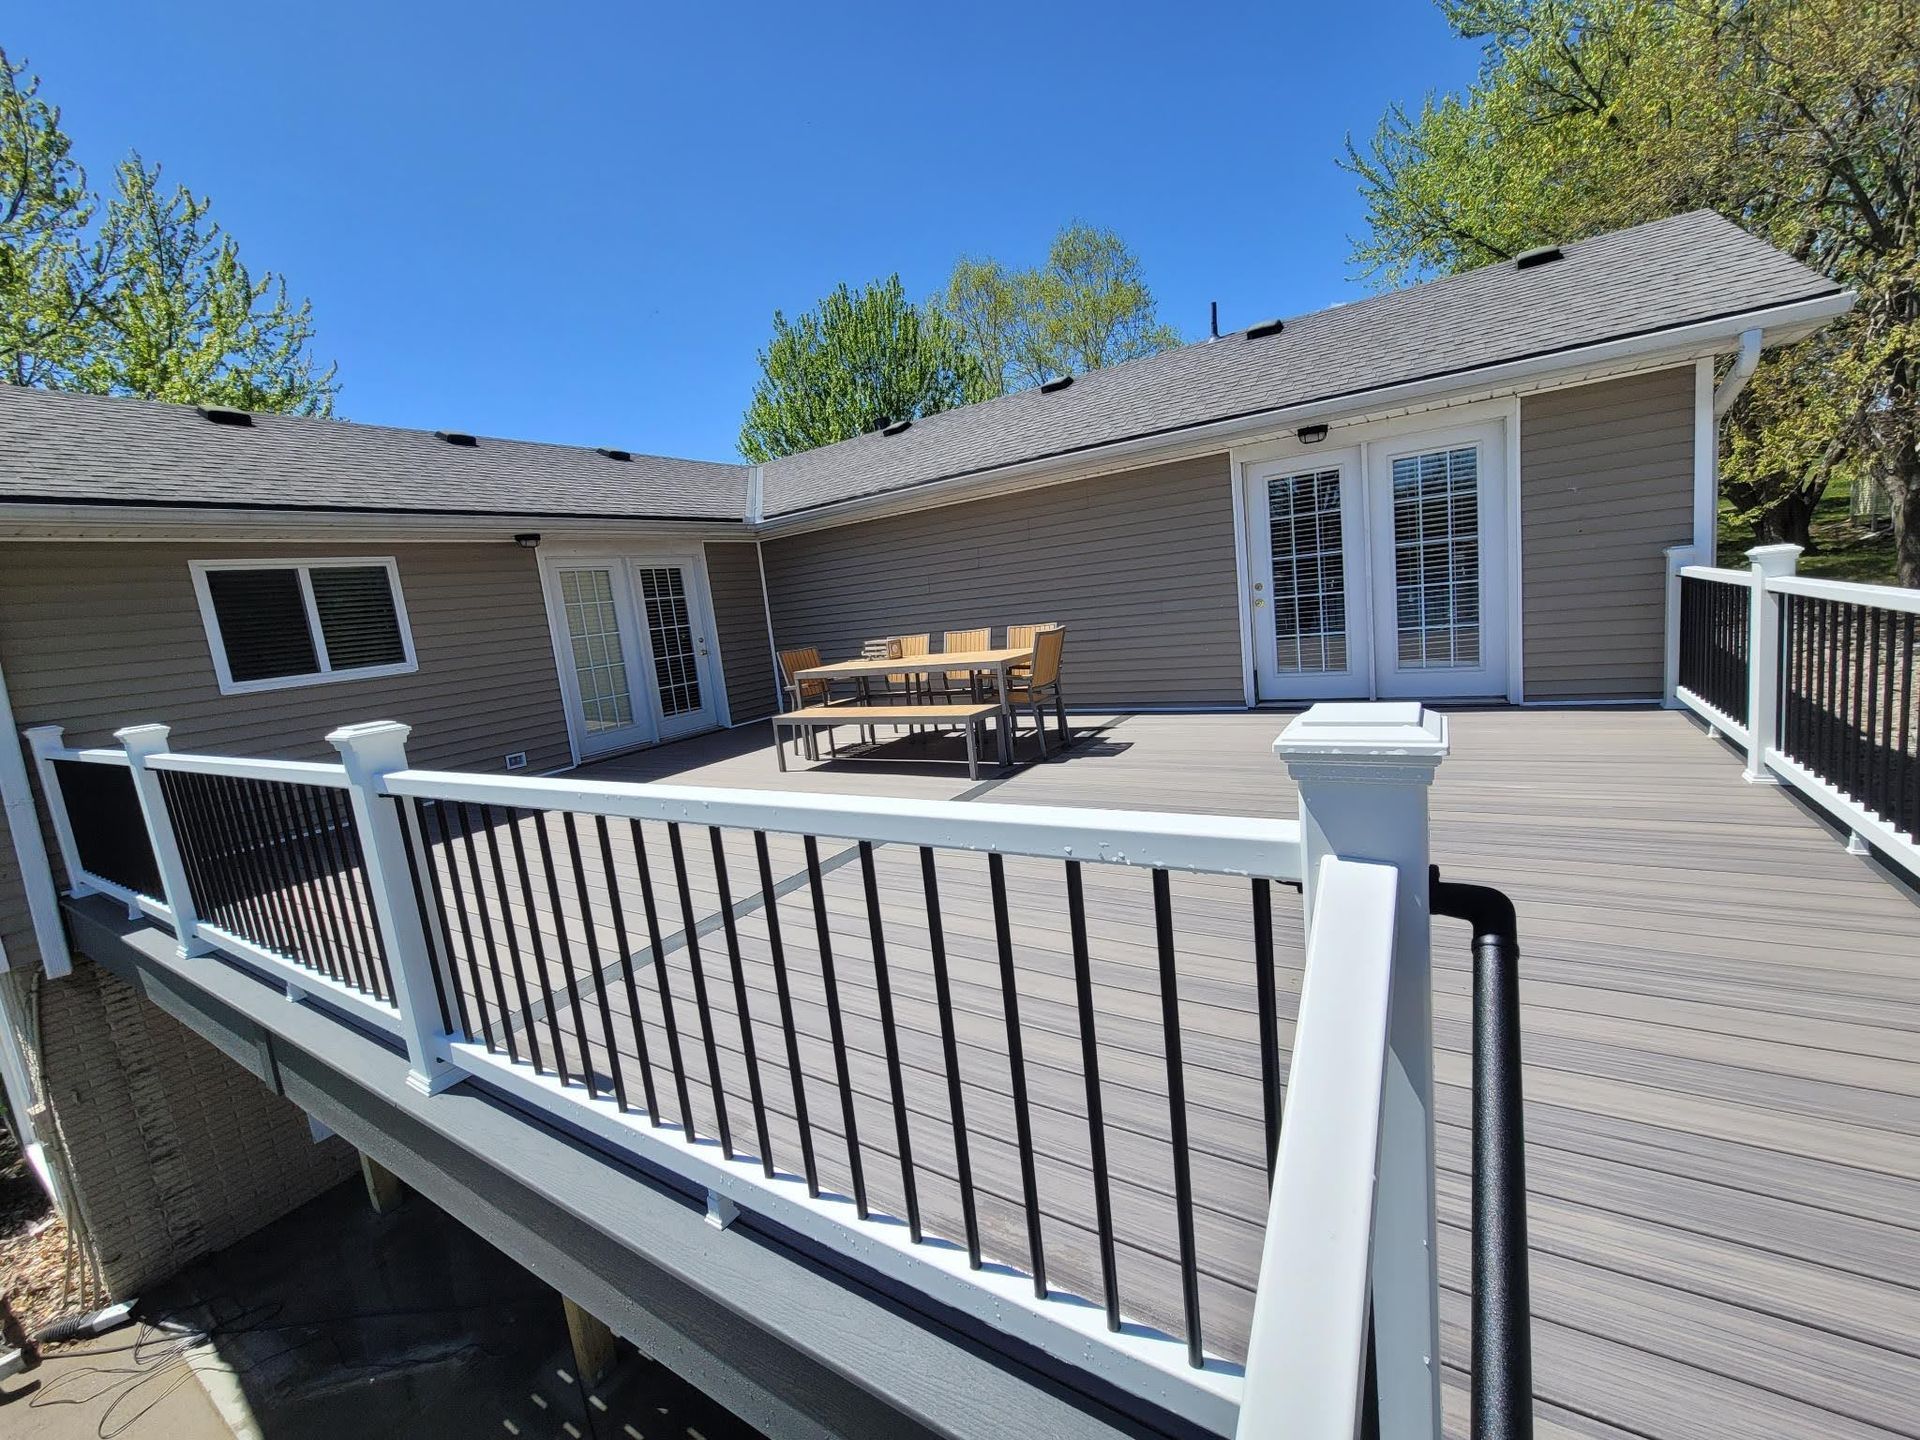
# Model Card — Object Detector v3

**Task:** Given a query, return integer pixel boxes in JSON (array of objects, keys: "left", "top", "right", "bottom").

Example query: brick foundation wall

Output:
[{"left": 27, "top": 955, "right": 357, "bottom": 1297}]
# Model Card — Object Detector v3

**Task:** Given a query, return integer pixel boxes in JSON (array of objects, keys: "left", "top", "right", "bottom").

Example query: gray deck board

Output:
[{"left": 414, "top": 706, "right": 1919, "bottom": 1436}]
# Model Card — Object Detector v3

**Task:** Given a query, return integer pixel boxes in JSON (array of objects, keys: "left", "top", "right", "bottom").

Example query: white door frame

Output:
[
  {"left": 1230, "top": 399, "right": 1524, "bottom": 705},
  {"left": 537, "top": 545, "right": 730, "bottom": 766},
  {"left": 1242, "top": 446, "right": 1372, "bottom": 701}
]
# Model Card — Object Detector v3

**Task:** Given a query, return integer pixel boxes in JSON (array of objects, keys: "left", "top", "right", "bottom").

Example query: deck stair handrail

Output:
[
  {"left": 1667, "top": 546, "right": 1920, "bottom": 885},
  {"left": 23, "top": 701, "right": 1481, "bottom": 1438}
]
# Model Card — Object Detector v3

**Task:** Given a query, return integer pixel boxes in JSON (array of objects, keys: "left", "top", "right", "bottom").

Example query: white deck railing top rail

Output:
[{"left": 25, "top": 702, "right": 1457, "bottom": 1440}]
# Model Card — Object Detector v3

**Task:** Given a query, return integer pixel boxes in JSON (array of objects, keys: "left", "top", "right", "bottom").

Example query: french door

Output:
[
  {"left": 547, "top": 556, "right": 719, "bottom": 759},
  {"left": 1246, "top": 420, "right": 1509, "bottom": 702}
]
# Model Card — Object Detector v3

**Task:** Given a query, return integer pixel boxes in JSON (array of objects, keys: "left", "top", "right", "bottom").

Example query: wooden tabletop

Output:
[{"left": 795, "top": 647, "right": 1032, "bottom": 680}]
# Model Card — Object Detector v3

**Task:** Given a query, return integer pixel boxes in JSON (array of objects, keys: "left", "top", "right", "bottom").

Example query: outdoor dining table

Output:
[{"left": 794, "top": 646, "right": 1033, "bottom": 767}]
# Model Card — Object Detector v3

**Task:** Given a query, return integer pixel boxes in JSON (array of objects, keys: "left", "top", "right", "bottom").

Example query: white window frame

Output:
[{"left": 190, "top": 557, "right": 420, "bottom": 696}]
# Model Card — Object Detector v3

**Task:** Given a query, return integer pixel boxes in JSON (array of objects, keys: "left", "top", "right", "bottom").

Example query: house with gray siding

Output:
[{"left": 0, "top": 208, "right": 1869, "bottom": 1435}]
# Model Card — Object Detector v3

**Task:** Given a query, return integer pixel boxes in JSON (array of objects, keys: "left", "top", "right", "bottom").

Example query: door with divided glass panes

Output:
[
  {"left": 1246, "top": 420, "right": 1508, "bottom": 701},
  {"left": 548, "top": 557, "right": 718, "bottom": 758}
]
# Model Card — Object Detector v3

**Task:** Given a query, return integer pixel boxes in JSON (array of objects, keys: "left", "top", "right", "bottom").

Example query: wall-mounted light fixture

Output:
[
  {"left": 1296, "top": 424, "right": 1329, "bottom": 444},
  {"left": 514, "top": 533, "right": 541, "bottom": 549}
]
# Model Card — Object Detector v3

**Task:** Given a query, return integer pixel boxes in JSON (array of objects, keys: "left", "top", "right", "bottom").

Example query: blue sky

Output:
[{"left": 8, "top": 3, "right": 1484, "bottom": 462}]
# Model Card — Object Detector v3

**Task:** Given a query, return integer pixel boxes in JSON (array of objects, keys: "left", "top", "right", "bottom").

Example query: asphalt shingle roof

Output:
[
  {"left": 755, "top": 209, "right": 1842, "bottom": 516},
  {"left": 0, "top": 211, "right": 1840, "bottom": 526},
  {"left": 0, "top": 387, "right": 751, "bottom": 520}
]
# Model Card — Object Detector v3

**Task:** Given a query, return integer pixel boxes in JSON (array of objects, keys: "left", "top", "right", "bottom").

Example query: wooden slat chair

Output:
[
  {"left": 886, "top": 633, "right": 933, "bottom": 712},
  {"left": 777, "top": 645, "right": 862, "bottom": 757},
  {"left": 1000, "top": 621, "right": 1060, "bottom": 691},
  {"left": 1005, "top": 626, "right": 1070, "bottom": 756},
  {"left": 938, "top": 627, "right": 991, "bottom": 701}
]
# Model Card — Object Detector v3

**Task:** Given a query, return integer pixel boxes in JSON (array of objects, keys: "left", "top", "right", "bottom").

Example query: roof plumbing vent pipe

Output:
[{"left": 1712, "top": 328, "right": 1764, "bottom": 417}]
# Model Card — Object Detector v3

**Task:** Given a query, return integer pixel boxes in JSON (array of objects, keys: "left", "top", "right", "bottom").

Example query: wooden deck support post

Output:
[
  {"left": 1743, "top": 543, "right": 1801, "bottom": 784},
  {"left": 562, "top": 1296, "right": 619, "bottom": 1386},
  {"left": 360, "top": 1152, "right": 406, "bottom": 1214},
  {"left": 1275, "top": 702, "right": 1449, "bottom": 1440}
]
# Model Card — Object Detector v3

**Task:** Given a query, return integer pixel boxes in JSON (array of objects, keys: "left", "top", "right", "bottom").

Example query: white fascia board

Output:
[{"left": 755, "top": 290, "right": 1854, "bottom": 540}]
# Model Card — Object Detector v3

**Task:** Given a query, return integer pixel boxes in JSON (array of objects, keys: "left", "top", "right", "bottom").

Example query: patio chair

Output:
[
  {"left": 1005, "top": 626, "right": 1070, "bottom": 756},
  {"left": 886, "top": 633, "right": 933, "bottom": 705},
  {"left": 777, "top": 646, "right": 861, "bottom": 757},
  {"left": 938, "top": 627, "right": 991, "bottom": 701},
  {"left": 1001, "top": 621, "right": 1060, "bottom": 690}
]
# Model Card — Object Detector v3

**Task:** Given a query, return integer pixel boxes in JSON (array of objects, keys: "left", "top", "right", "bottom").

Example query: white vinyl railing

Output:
[
  {"left": 26, "top": 702, "right": 1456, "bottom": 1439},
  {"left": 1666, "top": 545, "right": 1920, "bottom": 884}
]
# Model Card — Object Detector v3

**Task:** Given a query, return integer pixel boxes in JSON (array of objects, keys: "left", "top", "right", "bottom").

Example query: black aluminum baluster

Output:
[
  {"left": 920, "top": 846, "right": 980, "bottom": 1267},
  {"left": 1153, "top": 868, "right": 1204, "bottom": 1367},
  {"left": 459, "top": 801, "right": 519, "bottom": 1064},
  {"left": 858, "top": 842, "right": 918, "bottom": 1238},
  {"left": 804, "top": 835, "right": 865, "bottom": 1215},
  {"left": 534, "top": 810, "right": 598, "bottom": 1098},
  {"left": 564, "top": 812, "right": 628, "bottom": 1109},
  {"left": 442, "top": 801, "right": 498, "bottom": 1053},
  {"left": 506, "top": 810, "right": 570, "bottom": 1081},
  {"left": 395, "top": 797, "right": 455, "bottom": 1034},
  {"left": 987, "top": 852, "right": 1044, "bottom": 1296},
  {"left": 630, "top": 820, "right": 696, "bottom": 1138},
  {"left": 755, "top": 831, "right": 816, "bottom": 1193},
  {"left": 598, "top": 816, "right": 659, "bottom": 1119},
  {"left": 711, "top": 828, "right": 772, "bottom": 1175},
  {"left": 1065, "top": 860, "right": 1119, "bottom": 1330},
  {"left": 478, "top": 805, "right": 542, "bottom": 1071},
  {"left": 668, "top": 823, "right": 732, "bottom": 1155},
  {"left": 412, "top": 800, "right": 476, "bottom": 1041},
  {"left": 1252, "top": 876, "right": 1283, "bottom": 1180}
]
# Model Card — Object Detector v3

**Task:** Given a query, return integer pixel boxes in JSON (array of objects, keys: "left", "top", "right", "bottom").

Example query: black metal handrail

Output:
[
  {"left": 1678, "top": 573, "right": 1751, "bottom": 725},
  {"left": 1779, "top": 593, "right": 1918, "bottom": 841},
  {"left": 1431, "top": 867, "right": 1533, "bottom": 1440}
]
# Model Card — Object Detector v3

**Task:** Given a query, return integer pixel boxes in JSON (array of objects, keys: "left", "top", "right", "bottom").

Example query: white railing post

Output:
[
  {"left": 1274, "top": 702, "right": 1448, "bottom": 1440},
  {"left": 1743, "top": 543, "right": 1802, "bottom": 784},
  {"left": 327, "top": 721, "right": 457, "bottom": 1096},
  {"left": 21, "top": 726, "right": 88, "bottom": 897},
  {"left": 115, "top": 724, "right": 213, "bottom": 954},
  {"left": 1662, "top": 543, "right": 1704, "bottom": 709},
  {"left": 9, "top": 727, "right": 75, "bottom": 977}
]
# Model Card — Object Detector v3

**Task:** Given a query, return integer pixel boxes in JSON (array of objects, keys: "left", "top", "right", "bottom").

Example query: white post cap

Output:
[
  {"left": 114, "top": 723, "right": 173, "bottom": 756},
  {"left": 1273, "top": 702, "right": 1449, "bottom": 769},
  {"left": 1745, "top": 542, "right": 1803, "bottom": 576}
]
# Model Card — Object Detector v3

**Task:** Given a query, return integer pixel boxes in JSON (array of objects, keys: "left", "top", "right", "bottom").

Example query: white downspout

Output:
[{"left": 1712, "top": 327, "right": 1763, "bottom": 417}]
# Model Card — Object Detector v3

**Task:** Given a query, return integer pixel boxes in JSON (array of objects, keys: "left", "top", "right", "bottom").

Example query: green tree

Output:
[
  {"left": 0, "top": 49, "right": 97, "bottom": 388},
  {"left": 937, "top": 223, "right": 1183, "bottom": 395},
  {"left": 0, "top": 49, "right": 336, "bottom": 415},
  {"left": 739, "top": 275, "right": 991, "bottom": 461},
  {"left": 79, "top": 157, "right": 337, "bottom": 414},
  {"left": 1344, "top": 0, "right": 1920, "bottom": 584}
]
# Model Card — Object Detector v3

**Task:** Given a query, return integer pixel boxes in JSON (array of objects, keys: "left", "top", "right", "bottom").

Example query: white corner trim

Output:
[
  {"left": 188, "top": 556, "right": 419, "bottom": 696},
  {"left": 1505, "top": 394, "right": 1526, "bottom": 704},
  {"left": 1227, "top": 463, "right": 1257, "bottom": 708},
  {"left": 0, "top": 656, "right": 72, "bottom": 978}
]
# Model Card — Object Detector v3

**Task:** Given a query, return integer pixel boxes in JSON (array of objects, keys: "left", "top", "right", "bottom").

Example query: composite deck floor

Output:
[{"left": 402, "top": 707, "right": 1920, "bottom": 1440}]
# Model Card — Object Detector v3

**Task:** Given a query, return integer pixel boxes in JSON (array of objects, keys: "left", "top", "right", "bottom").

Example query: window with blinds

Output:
[{"left": 194, "top": 559, "right": 415, "bottom": 693}]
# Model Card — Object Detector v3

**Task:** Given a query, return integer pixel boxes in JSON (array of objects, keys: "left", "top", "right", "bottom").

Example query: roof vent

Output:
[
  {"left": 881, "top": 418, "right": 913, "bottom": 436},
  {"left": 1245, "top": 318, "right": 1285, "bottom": 340},
  {"left": 596, "top": 447, "right": 633, "bottom": 462},
  {"left": 1514, "top": 245, "right": 1563, "bottom": 270},
  {"left": 1039, "top": 374, "right": 1074, "bottom": 393},
  {"left": 436, "top": 430, "right": 478, "bottom": 447},
  {"left": 197, "top": 405, "right": 253, "bottom": 428}
]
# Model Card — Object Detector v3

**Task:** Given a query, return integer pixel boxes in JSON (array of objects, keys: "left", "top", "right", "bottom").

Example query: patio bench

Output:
[{"left": 773, "top": 702, "right": 1000, "bottom": 779}]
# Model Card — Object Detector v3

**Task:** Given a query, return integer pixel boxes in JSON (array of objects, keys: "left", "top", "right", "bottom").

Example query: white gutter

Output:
[
  {"left": 0, "top": 651, "right": 71, "bottom": 977},
  {"left": 757, "top": 290, "right": 1853, "bottom": 539},
  {"left": 1712, "top": 327, "right": 1764, "bottom": 416}
]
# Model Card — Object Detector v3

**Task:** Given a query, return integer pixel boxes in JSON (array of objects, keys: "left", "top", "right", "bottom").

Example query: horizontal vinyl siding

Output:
[
  {"left": 703, "top": 541, "right": 776, "bottom": 723},
  {"left": 0, "top": 539, "right": 571, "bottom": 972},
  {"left": 761, "top": 454, "right": 1243, "bottom": 707},
  {"left": 1520, "top": 367, "right": 1695, "bottom": 700}
]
